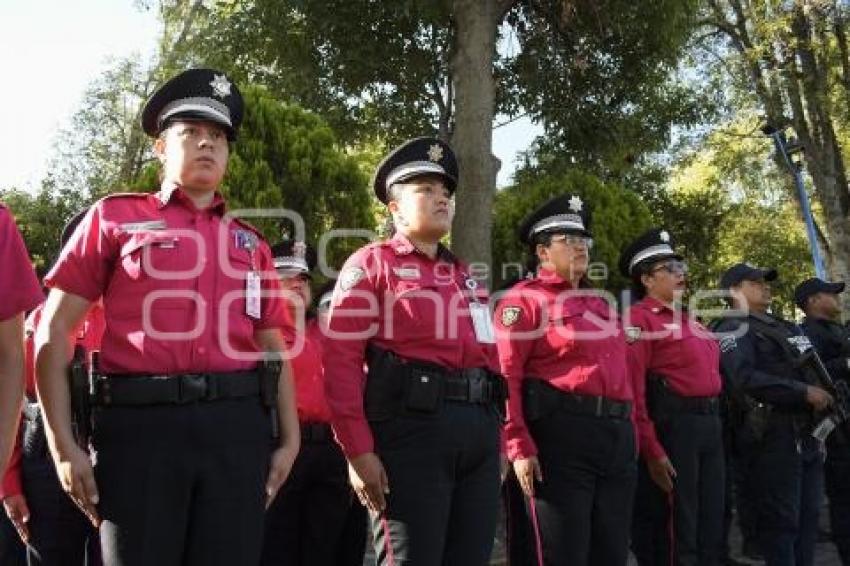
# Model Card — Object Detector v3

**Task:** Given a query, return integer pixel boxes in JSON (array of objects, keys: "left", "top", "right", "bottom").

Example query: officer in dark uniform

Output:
[
  {"left": 796, "top": 277, "right": 850, "bottom": 565},
  {"left": 713, "top": 263, "right": 832, "bottom": 566},
  {"left": 323, "top": 137, "right": 505, "bottom": 565},
  {"left": 2, "top": 210, "right": 103, "bottom": 566},
  {"left": 620, "top": 228, "right": 725, "bottom": 566},
  {"left": 34, "top": 68, "right": 300, "bottom": 566},
  {"left": 495, "top": 195, "right": 638, "bottom": 566}
]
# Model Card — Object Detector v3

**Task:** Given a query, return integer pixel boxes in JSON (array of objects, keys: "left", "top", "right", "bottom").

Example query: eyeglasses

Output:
[
  {"left": 550, "top": 234, "right": 593, "bottom": 249},
  {"left": 651, "top": 260, "right": 688, "bottom": 275}
]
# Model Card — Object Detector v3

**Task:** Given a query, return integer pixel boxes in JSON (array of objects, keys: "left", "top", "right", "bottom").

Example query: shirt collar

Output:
[
  {"left": 157, "top": 181, "right": 226, "bottom": 214},
  {"left": 536, "top": 266, "right": 577, "bottom": 289},
  {"left": 389, "top": 232, "right": 457, "bottom": 264},
  {"left": 640, "top": 296, "right": 676, "bottom": 315}
]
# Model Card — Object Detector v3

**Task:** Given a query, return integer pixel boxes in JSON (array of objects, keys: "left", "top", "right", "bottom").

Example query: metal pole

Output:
[{"left": 768, "top": 131, "right": 827, "bottom": 279}]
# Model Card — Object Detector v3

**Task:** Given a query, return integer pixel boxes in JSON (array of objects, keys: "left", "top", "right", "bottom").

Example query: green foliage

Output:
[
  {"left": 655, "top": 117, "right": 814, "bottom": 318},
  {"left": 506, "top": 0, "right": 713, "bottom": 177},
  {"left": 50, "top": 55, "right": 156, "bottom": 200},
  {"left": 492, "top": 169, "right": 653, "bottom": 292},
  {"left": 0, "top": 182, "right": 89, "bottom": 277}
]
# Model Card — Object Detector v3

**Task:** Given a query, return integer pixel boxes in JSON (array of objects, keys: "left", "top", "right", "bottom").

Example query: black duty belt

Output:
[
  {"left": 93, "top": 371, "right": 261, "bottom": 406},
  {"left": 664, "top": 395, "right": 720, "bottom": 415},
  {"left": 556, "top": 392, "right": 632, "bottom": 419},
  {"left": 301, "top": 421, "right": 334, "bottom": 443},
  {"left": 440, "top": 368, "right": 502, "bottom": 404},
  {"left": 523, "top": 378, "right": 631, "bottom": 421}
]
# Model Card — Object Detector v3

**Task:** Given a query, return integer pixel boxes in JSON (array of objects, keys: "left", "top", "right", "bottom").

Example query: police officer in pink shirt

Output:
[
  {"left": 0, "top": 205, "right": 43, "bottom": 475},
  {"left": 620, "top": 228, "right": 724, "bottom": 566},
  {"left": 34, "top": 68, "right": 299, "bottom": 566},
  {"left": 262, "top": 241, "right": 366, "bottom": 566},
  {"left": 323, "top": 137, "right": 506, "bottom": 565},
  {"left": 495, "top": 195, "right": 638, "bottom": 566}
]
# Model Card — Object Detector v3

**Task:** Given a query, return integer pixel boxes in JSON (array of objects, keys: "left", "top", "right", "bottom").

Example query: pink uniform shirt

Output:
[
  {"left": 0, "top": 204, "right": 43, "bottom": 321},
  {"left": 323, "top": 232, "right": 498, "bottom": 458},
  {"left": 285, "top": 318, "right": 333, "bottom": 423},
  {"left": 494, "top": 267, "right": 635, "bottom": 461},
  {"left": 44, "top": 184, "right": 288, "bottom": 374},
  {"left": 625, "top": 297, "right": 722, "bottom": 460}
]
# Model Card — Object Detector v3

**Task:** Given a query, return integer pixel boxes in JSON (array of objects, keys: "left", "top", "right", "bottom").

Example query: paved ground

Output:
[{"left": 364, "top": 502, "right": 845, "bottom": 565}]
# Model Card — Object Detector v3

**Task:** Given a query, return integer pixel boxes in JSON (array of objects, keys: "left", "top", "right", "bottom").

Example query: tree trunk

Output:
[{"left": 450, "top": 0, "right": 502, "bottom": 278}]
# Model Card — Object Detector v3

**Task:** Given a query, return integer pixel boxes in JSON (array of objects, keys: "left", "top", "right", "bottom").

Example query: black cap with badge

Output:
[
  {"left": 794, "top": 277, "right": 845, "bottom": 309},
  {"left": 141, "top": 68, "right": 244, "bottom": 141},
  {"left": 270, "top": 240, "right": 316, "bottom": 280},
  {"left": 518, "top": 194, "right": 592, "bottom": 245},
  {"left": 618, "top": 227, "right": 682, "bottom": 277},
  {"left": 372, "top": 137, "right": 458, "bottom": 204},
  {"left": 719, "top": 262, "right": 778, "bottom": 289}
]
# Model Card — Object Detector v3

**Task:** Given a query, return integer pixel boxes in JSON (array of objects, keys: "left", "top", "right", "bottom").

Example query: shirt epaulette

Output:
[{"left": 100, "top": 191, "right": 152, "bottom": 201}]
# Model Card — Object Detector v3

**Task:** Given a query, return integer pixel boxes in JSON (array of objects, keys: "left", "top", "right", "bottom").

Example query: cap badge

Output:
[
  {"left": 568, "top": 195, "right": 583, "bottom": 212},
  {"left": 427, "top": 143, "right": 444, "bottom": 162},
  {"left": 210, "top": 74, "right": 232, "bottom": 99},
  {"left": 293, "top": 241, "right": 307, "bottom": 259},
  {"left": 660, "top": 230, "right": 670, "bottom": 242}
]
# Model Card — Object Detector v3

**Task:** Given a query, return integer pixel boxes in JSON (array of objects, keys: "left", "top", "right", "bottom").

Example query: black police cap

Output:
[
  {"left": 60, "top": 208, "right": 89, "bottom": 249},
  {"left": 719, "top": 262, "right": 778, "bottom": 289},
  {"left": 794, "top": 277, "right": 845, "bottom": 309},
  {"left": 372, "top": 137, "right": 458, "bottom": 204},
  {"left": 141, "top": 68, "right": 244, "bottom": 141},
  {"left": 518, "top": 194, "right": 591, "bottom": 245},
  {"left": 270, "top": 240, "right": 316, "bottom": 278},
  {"left": 618, "top": 227, "right": 682, "bottom": 277}
]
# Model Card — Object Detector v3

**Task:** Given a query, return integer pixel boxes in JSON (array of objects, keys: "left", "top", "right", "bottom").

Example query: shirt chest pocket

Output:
[
  {"left": 119, "top": 232, "right": 199, "bottom": 284},
  {"left": 387, "top": 280, "right": 442, "bottom": 337}
]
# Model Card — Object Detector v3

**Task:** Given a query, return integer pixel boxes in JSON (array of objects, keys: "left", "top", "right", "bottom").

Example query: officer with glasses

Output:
[
  {"left": 620, "top": 228, "right": 725, "bottom": 566},
  {"left": 495, "top": 194, "right": 638, "bottom": 565}
]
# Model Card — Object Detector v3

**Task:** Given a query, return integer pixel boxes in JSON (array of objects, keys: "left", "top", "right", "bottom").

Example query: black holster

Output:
[
  {"left": 521, "top": 378, "right": 554, "bottom": 422},
  {"left": 68, "top": 345, "right": 92, "bottom": 449},
  {"left": 260, "top": 357, "right": 281, "bottom": 440}
]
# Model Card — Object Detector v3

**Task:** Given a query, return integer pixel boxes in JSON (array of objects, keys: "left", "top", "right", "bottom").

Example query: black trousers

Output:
[
  {"left": 528, "top": 411, "right": 637, "bottom": 566},
  {"left": 503, "top": 468, "right": 535, "bottom": 566},
  {"left": 370, "top": 403, "right": 501, "bottom": 565},
  {"left": 631, "top": 413, "right": 725, "bottom": 566},
  {"left": 741, "top": 421, "right": 823, "bottom": 566},
  {"left": 21, "top": 429, "right": 98, "bottom": 566},
  {"left": 261, "top": 426, "right": 366, "bottom": 565},
  {"left": 0, "top": 510, "right": 24, "bottom": 566},
  {"left": 826, "top": 436, "right": 850, "bottom": 566},
  {"left": 92, "top": 399, "right": 272, "bottom": 566}
]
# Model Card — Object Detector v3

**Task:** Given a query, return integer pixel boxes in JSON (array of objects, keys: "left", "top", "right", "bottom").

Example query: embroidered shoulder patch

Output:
[{"left": 501, "top": 306, "right": 522, "bottom": 327}]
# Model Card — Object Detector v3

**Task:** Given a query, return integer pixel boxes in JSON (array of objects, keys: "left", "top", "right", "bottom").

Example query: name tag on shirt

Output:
[
  {"left": 470, "top": 303, "right": 495, "bottom": 344},
  {"left": 246, "top": 271, "right": 261, "bottom": 319},
  {"left": 393, "top": 267, "right": 420, "bottom": 279},
  {"left": 119, "top": 220, "right": 167, "bottom": 233}
]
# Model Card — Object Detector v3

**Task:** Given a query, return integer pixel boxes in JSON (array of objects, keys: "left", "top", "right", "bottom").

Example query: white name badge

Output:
[
  {"left": 470, "top": 303, "right": 495, "bottom": 344},
  {"left": 246, "top": 271, "right": 261, "bottom": 319}
]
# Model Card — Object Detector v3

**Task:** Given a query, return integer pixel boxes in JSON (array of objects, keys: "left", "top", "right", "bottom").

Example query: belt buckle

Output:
[{"left": 179, "top": 374, "right": 208, "bottom": 403}]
